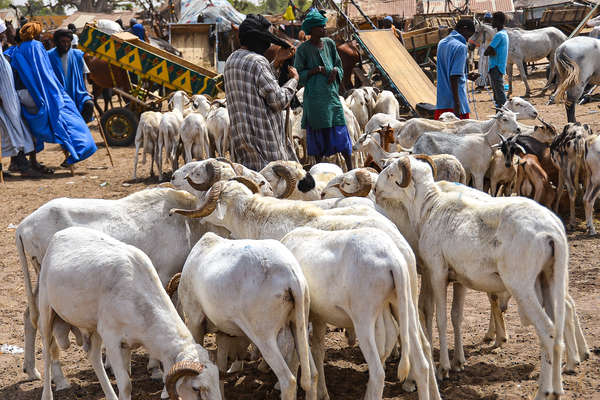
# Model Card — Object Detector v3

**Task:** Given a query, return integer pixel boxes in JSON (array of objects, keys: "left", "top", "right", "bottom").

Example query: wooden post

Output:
[
  {"left": 568, "top": 2, "right": 600, "bottom": 39},
  {"left": 92, "top": 108, "right": 115, "bottom": 167}
]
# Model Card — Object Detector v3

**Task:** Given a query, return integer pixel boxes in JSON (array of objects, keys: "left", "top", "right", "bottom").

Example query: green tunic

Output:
[{"left": 294, "top": 37, "right": 346, "bottom": 130}]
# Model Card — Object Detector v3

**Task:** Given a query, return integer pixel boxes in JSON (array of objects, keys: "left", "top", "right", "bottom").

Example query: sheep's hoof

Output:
[
  {"left": 563, "top": 368, "right": 576, "bottom": 376},
  {"left": 436, "top": 366, "right": 450, "bottom": 380},
  {"left": 401, "top": 380, "right": 416, "bottom": 393},
  {"left": 451, "top": 359, "right": 465, "bottom": 372},
  {"left": 24, "top": 367, "right": 42, "bottom": 381},
  {"left": 149, "top": 367, "right": 163, "bottom": 380},
  {"left": 55, "top": 380, "right": 72, "bottom": 391},
  {"left": 482, "top": 335, "right": 493, "bottom": 343}
]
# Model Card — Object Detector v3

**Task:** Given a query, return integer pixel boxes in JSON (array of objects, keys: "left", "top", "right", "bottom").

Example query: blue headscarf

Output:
[{"left": 301, "top": 8, "right": 327, "bottom": 34}]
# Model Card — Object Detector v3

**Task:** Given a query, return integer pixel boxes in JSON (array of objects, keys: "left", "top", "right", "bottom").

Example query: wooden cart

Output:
[{"left": 78, "top": 24, "right": 223, "bottom": 146}]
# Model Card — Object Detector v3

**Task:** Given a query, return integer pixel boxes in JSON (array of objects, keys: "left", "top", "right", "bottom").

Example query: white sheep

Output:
[
  {"left": 158, "top": 91, "right": 187, "bottom": 180},
  {"left": 205, "top": 100, "right": 230, "bottom": 158},
  {"left": 373, "top": 90, "right": 400, "bottom": 119},
  {"left": 38, "top": 227, "right": 221, "bottom": 400},
  {"left": 133, "top": 110, "right": 162, "bottom": 179},
  {"left": 180, "top": 112, "right": 210, "bottom": 164}
]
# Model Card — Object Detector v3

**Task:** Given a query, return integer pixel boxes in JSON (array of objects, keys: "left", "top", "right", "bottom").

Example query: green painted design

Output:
[{"left": 79, "top": 25, "right": 221, "bottom": 97}]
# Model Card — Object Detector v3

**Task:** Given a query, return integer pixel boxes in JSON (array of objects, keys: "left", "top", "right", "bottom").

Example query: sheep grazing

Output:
[
  {"left": 282, "top": 227, "right": 439, "bottom": 400},
  {"left": 38, "top": 227, "right": 221, "bottom": 400},
  {"left": 16, "top": 188, "right": 229, "bottom": 382},
  {"left": 168, "top": 233, "right": 315, "bottom": 400},
  {"left": 158, "top": 91, "right": 188, "bottom": 180},
  {"left": 375, "top": 156, "right": 568, "bottom": 397},
  {"left": 133, "top": 110, "right": 162, "bottom": 179}
]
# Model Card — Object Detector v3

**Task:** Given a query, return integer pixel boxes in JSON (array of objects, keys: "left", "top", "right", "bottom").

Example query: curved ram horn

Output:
[
  {"left": 230, "top": 176, "right": 260, "bottom": 194},
  {"left": 170, "top": 181, "right": 225, "bottom": 219},
  {"left": 165, "top": 360, "right": 205, "bottom": 400},
  {"left": 215, "top": 157, "right": 244, "bottom": 175},
  {"left": 337, "top": 169, "right": 373, "bottom": 198},
  {"left": 166, "top": 273, "right": 181, "bottom": 298},
  {"left": 272, "top": 164, "right": 297, "bottom": 199},
  {"left": 494, "top": 131, "right": 507, "bottom": 143},
  {"left": 186, "top": 161, "right": 222, "bottom": 192},
  {"left": 413, "top": 154, "right": 437, "bottom": 180},
  {"left": 397, "top": 157, "right": 412, "bottom": 188}
]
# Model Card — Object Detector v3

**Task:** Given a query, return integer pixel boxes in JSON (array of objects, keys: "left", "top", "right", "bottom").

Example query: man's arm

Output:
[
  {"left": 450, "top": 75, "right": 461, "bottom": 115},
  {"left": 449, "top": 45, "right": 468, "bottom": 115},
  {"left": 485, "top": 33, "right": 499, "bottom": 56},
  {"left": 258, "top": 59, "right": 298, "bottom": 112}
]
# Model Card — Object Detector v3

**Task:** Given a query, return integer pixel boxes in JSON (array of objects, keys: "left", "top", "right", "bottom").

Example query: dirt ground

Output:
[{"left": 0, "top": 73, "right": 599, "bottom": 400}]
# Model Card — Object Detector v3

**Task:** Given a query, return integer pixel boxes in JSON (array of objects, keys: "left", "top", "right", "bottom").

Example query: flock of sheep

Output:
[{"left": 17, "top": 86, "right": 599, "bottom": 400}]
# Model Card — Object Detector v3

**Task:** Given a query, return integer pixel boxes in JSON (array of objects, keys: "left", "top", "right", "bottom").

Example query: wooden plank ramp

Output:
[{"left": 357, "top": 29, "right": 436, "bottom": 109}]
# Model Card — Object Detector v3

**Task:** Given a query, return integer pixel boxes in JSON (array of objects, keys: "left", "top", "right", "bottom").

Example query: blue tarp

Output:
[{"left": 10, "top": 40, "right": 96, "bottom": 164}]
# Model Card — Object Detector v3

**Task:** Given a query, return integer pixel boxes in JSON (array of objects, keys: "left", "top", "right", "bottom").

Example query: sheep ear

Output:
[{"left": 214, "top": 200, "right": 227, "bottom": 221}]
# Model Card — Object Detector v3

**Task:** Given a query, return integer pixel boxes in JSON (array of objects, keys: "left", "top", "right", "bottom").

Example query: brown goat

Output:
[{"left": 516, "top": 153, "right": 555, "bottom": 209}]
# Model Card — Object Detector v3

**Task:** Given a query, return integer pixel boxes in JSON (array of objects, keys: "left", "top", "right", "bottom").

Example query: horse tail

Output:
[{"left": 554, "top": 50, "right": 580, "bottom": 103}]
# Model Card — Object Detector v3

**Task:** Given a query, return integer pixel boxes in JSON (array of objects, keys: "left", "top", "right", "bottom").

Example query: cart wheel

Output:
[{"left": 100, "top": 107, "right": 138, "bottom": 147}]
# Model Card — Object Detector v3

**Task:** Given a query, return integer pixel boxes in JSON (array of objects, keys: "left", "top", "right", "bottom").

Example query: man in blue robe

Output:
[
  {"left": 10, "top": 22, "right": 96, "bottom": 168},
  {"left": 47, "top": 29, "right": 94, "bottom": 123}
]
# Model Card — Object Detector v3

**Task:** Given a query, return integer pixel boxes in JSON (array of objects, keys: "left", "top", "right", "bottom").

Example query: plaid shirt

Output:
[{"left": 224, "top": 49, "right": 298, "bottom": 171}]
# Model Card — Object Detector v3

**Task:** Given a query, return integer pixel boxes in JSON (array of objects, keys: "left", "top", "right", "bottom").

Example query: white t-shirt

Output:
[
  {"left": 71, "top": 33, "right": 79, "bottom": 47},
  {"left": 60, "top": 51, "right": 90, "bottom": 76}
]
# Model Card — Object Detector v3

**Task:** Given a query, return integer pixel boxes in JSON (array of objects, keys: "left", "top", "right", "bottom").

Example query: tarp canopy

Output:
[{"left": 179, "top": 0, "right": 245, "bottom": 30}]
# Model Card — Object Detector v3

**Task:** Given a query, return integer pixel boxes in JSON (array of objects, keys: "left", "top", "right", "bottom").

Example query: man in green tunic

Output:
[{"left": 295, "top": 9, "right": 353, "bottom": 170}]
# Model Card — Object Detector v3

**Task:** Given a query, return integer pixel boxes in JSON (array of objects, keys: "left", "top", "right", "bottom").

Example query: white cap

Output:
[{"left": 0, "top": 19, "right": 6, "bottom": 35}]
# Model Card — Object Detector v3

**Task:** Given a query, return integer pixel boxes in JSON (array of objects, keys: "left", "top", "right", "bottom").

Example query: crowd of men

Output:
[{"left": 0, "top": 19, "right": 97, "bottom": 178}]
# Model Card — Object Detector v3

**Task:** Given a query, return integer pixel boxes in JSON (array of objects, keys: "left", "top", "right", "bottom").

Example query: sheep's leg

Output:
[
  {"left": 353, "top": 316, "right": 385, "bottom": 400},
  {"left": 566, "top": 293, "right": 589, "bottom": 366},
  {"left": 184, "top": 142, "right": 193, "bottom": 165},
  {"left": 157, "top": 130, "right": 165, "bottom": 181},
  {"left": 430, "top": 267, "right": 450, "bottom": 379},
  {"left": 566, "top": 168, "right": 578, "bottom": 229},
  {"left": 418, "top": 270, "right": 435, "bottom": 343},
  {"left": 104, "top": 338, "right": 133, "bottom": 400},
  {"left": 472, "top": 174, "right": 485, "bottom": 192},
  {"left": 407, "top": 298, "right": 438, "bottom": 400},
  {"left": 251, "top": 334, "right": 297, "bottom": 400},
  {"left": 310, "top": 318, "right": 330, "bottom": 400},
  {"left": 374, "top": 311, "right": 386, "bottom": 361},
  {"left": 88, "top": 333, "right": 119, "bottom": 400},
  {"left": 517, "top": 60, "right": 531, "bottom": 97},
  {"left": 39, "top": 303, "right": 54, "bottom": 400},
  {"left": 450, "top": 283, "right": 466, "bottom": 371},
  {"left": 564, "top": 296, "right": 580, "bottom": 373},
  {"left": 133, "top": 135, "right": 141, "bottom": 180},
  {"left": 23, "top": 306, "right": 41, "bottom": 380},
  {"left": 583, "top": 175, "right": 600, "bottom": 235},
  {"left": 489, "top": 293, "right": 507, "bottom": 348},
  {"left": 147, "top": 358, "right": 162, "bottom": 380},
  {"left": 507, "top": 62, "right": 513, "bottom": 97}
]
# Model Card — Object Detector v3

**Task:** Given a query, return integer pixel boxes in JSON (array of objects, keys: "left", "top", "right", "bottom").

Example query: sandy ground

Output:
[{"left": 0, "top": 72, "right": 599, "bottom": 400}]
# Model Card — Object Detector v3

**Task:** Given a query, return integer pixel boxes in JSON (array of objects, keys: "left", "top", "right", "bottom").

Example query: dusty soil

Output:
[{"left": 0, "top": 73, "right": 599, "bottom": 400}]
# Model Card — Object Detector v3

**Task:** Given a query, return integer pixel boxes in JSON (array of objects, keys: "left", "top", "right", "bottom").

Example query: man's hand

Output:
[
  {"left": 484, "top": 45, "right": 496, "bottom": 57},
  {"left": 310, "top": 66, "right": 325, "bottom": 76},
  {"left": 327, "top": 69, "right": 337, "bottom": 84},
  {"left": 274, "top": 46, "right": 295, "bottom": 69},
  {"left": 288, "top": 66, "right": 299, "bottom": 81},
  {"left": 467, "top": 72, "right": 480, "bottom": 81}
]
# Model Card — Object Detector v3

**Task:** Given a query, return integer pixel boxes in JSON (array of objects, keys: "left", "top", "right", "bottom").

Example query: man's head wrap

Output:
[
  {"left": 239, "top": 14, "right": 290, "bottom": 55},
  {"left": 53, "top": 29, "right": 73, "bottom": 44},
  {"left": 0, "top": 19, "right": 6, "bottom": 35},
  {"left": 455, "top": 18, "right": 475, "bottom": 32},
  {"left": 20, "top": 22, "right": 42, "bottom": 42},
  {"left": 301, "top": 8, "right": 327, "bottom": 34}
]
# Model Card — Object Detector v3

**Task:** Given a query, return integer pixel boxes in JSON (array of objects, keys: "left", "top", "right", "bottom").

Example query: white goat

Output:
[
  {"left": 171, "top": 233, "right": 315, "bottom": 400},
  {"left": 412, "top": 109, "right": 521, "bottom": 190},
  {"left": 375, "top": 157, "right": 568, "bottom": 399},
  {"left": 373, "top": 90, "right": 400, "bottom": 119},
  {"left": 282, "top": 227, "right": 437, "bottom": 400},
  {"left": 133, "top": 110, "right": 162, "bottom": 179},
  {"left": 16, "top": 188, "right": 229, "bottom": 382},
  {"left": 38, "top": 227, "right": 221, "bottom": 400}
]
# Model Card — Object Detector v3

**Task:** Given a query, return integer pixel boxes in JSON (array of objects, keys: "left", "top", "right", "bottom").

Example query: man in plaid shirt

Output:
[{"left": 225, "top": 14, "right": 299, "bottom": 171}]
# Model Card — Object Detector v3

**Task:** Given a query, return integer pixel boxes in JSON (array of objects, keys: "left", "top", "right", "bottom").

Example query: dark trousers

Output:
[
  {"left": 489, "top": 66, "right": 506, "bottom": 108},
  {"left": 81, "top": 100, "right": 94, "bottom": 123}
]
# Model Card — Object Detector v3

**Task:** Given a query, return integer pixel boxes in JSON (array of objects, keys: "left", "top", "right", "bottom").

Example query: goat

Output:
[{"left": 133, "top": 111, "right": 162, "bottom": 179}]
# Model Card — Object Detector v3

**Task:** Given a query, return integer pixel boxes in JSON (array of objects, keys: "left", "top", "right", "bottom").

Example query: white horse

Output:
[
  {"left": 469, "top": 23, "right": 566, "bottom": 97},
  {"left": 553, "top": 36, "right": 600, "bottom": 122}
]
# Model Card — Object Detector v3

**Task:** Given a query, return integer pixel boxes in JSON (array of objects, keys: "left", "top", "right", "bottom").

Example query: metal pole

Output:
[{"left": 346, "top": 0, "right": 377, "bottom": 29}]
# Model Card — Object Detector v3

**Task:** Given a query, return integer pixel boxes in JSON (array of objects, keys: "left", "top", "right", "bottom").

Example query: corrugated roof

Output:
[
  {"left": 421, "top": 0, "right": 514, "bottom": 13},
  {"left": 346, "top": 0, "right": 417, "bottom": 19},
  {"left": 514, "top": 0, "right": 571, "bottom": 8}
]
